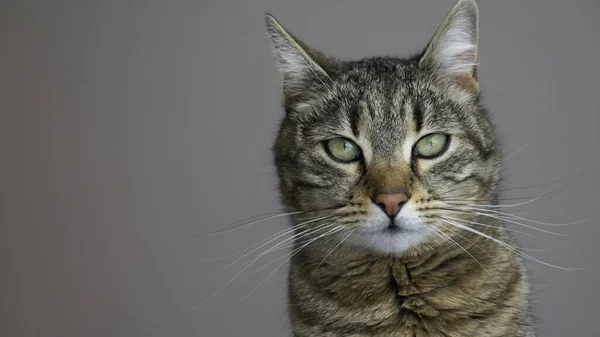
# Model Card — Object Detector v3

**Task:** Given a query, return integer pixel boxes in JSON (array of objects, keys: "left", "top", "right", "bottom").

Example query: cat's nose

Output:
[{"left": 374, "top": 189, "right": 409, "bottom": 218}]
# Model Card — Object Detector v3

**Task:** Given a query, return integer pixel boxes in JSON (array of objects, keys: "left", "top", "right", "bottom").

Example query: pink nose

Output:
[{"left": 374, "top": 190, "right": 409, "bottom": 218}]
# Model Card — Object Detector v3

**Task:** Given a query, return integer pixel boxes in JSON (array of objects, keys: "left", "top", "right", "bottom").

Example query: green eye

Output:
[
  {"left": 325, "top": 138, "right": 361, "bottom": 163},
  {"left": 414, "top": 133, "right": 449, "bottom": 158}
]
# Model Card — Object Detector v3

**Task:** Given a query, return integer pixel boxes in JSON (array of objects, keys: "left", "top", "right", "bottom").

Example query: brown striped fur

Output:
[
  {"left": 287, "top": 222, "right": 533, "bottom": 336},
  {"left": 265, "top": 1, "right": 535, "bottom": 335}
]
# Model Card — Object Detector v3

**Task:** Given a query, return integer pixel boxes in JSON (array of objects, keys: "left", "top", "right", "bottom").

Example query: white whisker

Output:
[
  {"left": 439, "top": 217, "right": 584, "bottom": 271},
  {"left": 502, "top": 144, "right": 527, "bottom": 162},
  {"left": 443, "top": 215, "right": 551, "bottom": 249},
  {"left": 448, "top": 205, "right": 585, "bottom": 227},
  {"left": 309, "top": 229, "right": 355, "bottom": 280},
  {"left": 186, "top": 217, "right": 339, "bottom": 311},
  {"left": 221, "top": 216, "right": 337, "bottom": 271},
  {"left": 234, "top": 225, "right": 340, "bottom": 270},
  {"left": 423, "top": 223, "right": 491, "bottom": 276},
  {"left": 442, "top": 209, "right": 567, "bottom": 237},
  {"left": 196, "top": 211, "right": 306, "bottom": 236},
  {"left": 259, "top": 221, "right": 342, "bottom": 256},
  {"left": 242, "top": 226, "right": 346, "bottom": 301}
]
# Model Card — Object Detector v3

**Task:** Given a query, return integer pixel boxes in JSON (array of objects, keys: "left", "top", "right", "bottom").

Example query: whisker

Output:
[
  {"left": 221, "top": 223, "right": 340, "bottom": 269},
  {"left": 249, "top": 226, "right": 352, "bottom": 279},
  {"left": 196, "top": 211, "right": 305, "bottom": 236},
  {"left": 439, "top": 217, "right": 584, "bottom": 271},
  {"left": 434, "top": 171, "right": 581, "bottom": 202},
  {"left": 245, "top": 249, "right": 296, "bottom": 277},
  {"left": 237, "top": 221, "right": 344, "bottom": 274},
  {"left": 498, "top": 174, "right": 576, "bottom": 193},
  {"left": 259, "top": 221, "right": 343, "bottom": 257},
  {"left": 441, "top": 223, "right": 501, "bottom": 255},
  {"left": 221, "top": 216, "right": 338, "bottom": 271},
  {"left": 241, "top": 226, "right": 347, "bottom": 301},
  {"left": 502, "top": 144, "right": 527, "bottom": 162},
  {"left": 441, "top": 195, "right": 551, "bottom": 203},
  {"left": 438, "top": 208, "right": 567, "bottom": 237},
  {"left": 196, "top": 205, "right": 345, "bottom": 236},
  {"left": 457, "top": 171, "right": 584, "bottom": 209},
  {"left": 309, "top": 229, "right": 355, "bottom": 281},
  {"left": 443, "top": 215, "right": 551, "bottom": 248},
  {"left": 447, "top": 205, "right": 585, "bottom": 227},
  {"left": 252, "top": 237, "right": 314, "bottom": 256},
  {"left": 422, "top": 223, "right": 491, "bottom": 276},
  {"left": 185, "top": 218, "right": 340, "bottom": 311},
  {"left": 248, "top": 224, "right": 341, "bottom": 276},
  {"left": 193, "top": 250, "right": 255, "bottom": 263},
  {"left": 195, "top": 216, "right": 329, "bottom": 263}
]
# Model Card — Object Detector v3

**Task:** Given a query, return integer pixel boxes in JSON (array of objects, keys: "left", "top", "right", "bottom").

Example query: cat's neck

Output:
[{"left": 287, "top": 222, "right": 532, "bottom": 336}]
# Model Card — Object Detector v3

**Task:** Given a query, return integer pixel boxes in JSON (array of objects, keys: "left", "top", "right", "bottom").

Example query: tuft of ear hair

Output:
[
  {"left": 264, "top": 14, "right": 333, "bottom": 98},
  {"left": 419, "top": 0, "right": 480, "bottom": 92}
]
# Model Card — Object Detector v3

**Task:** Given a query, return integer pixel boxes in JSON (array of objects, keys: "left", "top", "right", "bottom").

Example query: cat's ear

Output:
[
  {"left": 419, "top": 0, "right": 479, "bottom": 93},
  {"left": 265, "top": 14, "right": 333, "bottom": 99}
]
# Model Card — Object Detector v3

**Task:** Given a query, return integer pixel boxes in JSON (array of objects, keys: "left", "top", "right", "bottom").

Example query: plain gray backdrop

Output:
[{"left": 1, "top": 0, "right": 599, "bottom": 336}]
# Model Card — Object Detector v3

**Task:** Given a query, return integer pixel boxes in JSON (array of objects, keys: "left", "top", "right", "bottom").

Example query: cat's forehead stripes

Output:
[
  {"left": 337, "top": 72, "right": 425, "bottom": 162},
  {"left": 412, "top": 103, "right": 424, "bottom": 133},
  {"left": 297, "top": 58, "right": 497, "bottom": 172}
]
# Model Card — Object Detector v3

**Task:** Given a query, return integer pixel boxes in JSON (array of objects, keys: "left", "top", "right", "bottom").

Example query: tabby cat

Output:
[{"left": 265, "top": 0, "right": 535, "bottom": 336}]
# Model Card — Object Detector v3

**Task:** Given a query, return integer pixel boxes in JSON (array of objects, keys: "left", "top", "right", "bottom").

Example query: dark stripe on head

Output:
[
  {"left": 413, "top": 103, "right": 423, "bottom": 132},
  {"left": 349, "top": 104, "right": 361, "bottom": 137},
  {"left": 441, "top": 173, "right": 487, "bottom": 187},
  {"left": 463, "top": 127, "right": 495, "bottom": 161},
  {"left": 295, "top": 179, "right": 334, "bottom": 190}
]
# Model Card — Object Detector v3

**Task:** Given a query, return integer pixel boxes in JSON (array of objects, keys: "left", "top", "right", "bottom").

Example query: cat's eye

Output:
[
  {"left": 414, "top": 133, "right": 449, "bottom": 158},
  {"left": 324, "top": 138, "right": 361, "bottom": 163}
]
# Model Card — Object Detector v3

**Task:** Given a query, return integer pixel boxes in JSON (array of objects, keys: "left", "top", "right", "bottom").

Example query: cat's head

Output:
[{"left": 267, "top": 0, "right": 501, "bottom": 255}]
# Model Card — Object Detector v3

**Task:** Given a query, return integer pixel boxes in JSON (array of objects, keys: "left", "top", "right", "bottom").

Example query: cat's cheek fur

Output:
[{"left": 349, "top": 203, "right": 432, "bottom": 256}]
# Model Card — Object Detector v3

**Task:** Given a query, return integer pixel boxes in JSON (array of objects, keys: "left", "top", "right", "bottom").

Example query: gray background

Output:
[{"left": 1, "top": 0, "right": 598, "bottom": 336}]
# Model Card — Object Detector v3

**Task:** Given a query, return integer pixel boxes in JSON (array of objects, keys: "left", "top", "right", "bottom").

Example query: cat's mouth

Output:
[
  {"left": 385, "top": 221, "right": 402, "bottom": 233},
  {"left": 359, "top": 203, "right": 423, "bottom": 234},
  {"left": 350, "top": 211, "right": 431, "bottom": 255},
  {"left": 379, "top": 212, "right": 430, "bottom": 237}
]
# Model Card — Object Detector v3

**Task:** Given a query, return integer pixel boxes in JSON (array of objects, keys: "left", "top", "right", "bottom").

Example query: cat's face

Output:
[{"left": 268, "top": 0, "right": 500, "bottom": 255}]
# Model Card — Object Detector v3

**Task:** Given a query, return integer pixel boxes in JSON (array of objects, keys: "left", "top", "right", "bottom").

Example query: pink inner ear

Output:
[
  {"left": 453, "top": 48, "right": 478, "bottom": 91},
  {"left": 457, "top": 72, "right": 478, "bottom": 90},
  {"left": 456, "top": 49, "right": 477, "bottom": 77}
]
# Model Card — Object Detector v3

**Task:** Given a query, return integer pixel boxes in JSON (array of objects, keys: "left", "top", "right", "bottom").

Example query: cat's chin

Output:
[
  {"left": 349, "top": 228, "right": 430, "bottom": 256},
  {"left": 346, "top": 204, "right": 431, "bottom": 256}
]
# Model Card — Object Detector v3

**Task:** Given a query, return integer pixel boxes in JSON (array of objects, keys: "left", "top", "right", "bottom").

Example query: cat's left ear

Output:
[{"left": 419, "top": 0, "right": 479, "bottom": 93}]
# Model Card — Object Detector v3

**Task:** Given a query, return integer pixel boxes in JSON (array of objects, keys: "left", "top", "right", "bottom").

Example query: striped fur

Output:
[{"left": 266, "top": 1, "right": 535, "bottom": 336}]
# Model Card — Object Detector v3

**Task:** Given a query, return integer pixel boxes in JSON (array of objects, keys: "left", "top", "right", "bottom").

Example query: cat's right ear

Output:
[{"left": 265, "top": 14, "right": 333, "bottom": 100}]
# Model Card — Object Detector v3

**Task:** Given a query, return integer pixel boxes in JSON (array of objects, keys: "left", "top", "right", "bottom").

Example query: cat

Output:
[{"left": 265, "top": 0, "right": 535, "bottom": 336}]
